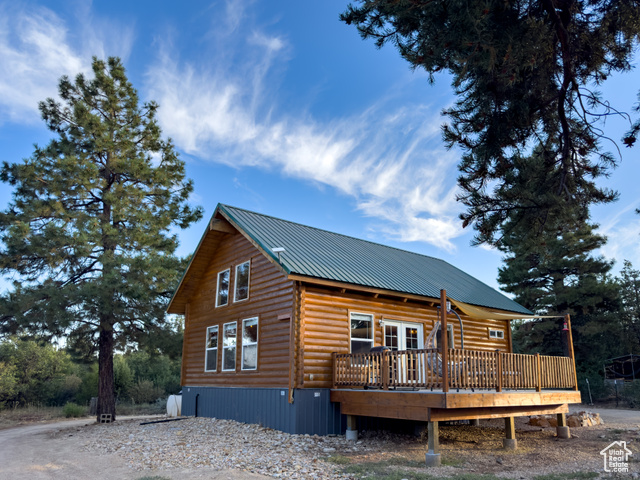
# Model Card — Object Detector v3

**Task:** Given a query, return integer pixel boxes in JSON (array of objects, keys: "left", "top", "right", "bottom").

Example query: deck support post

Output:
[
  {"left": 565, "top": 314, "right": 579, "bottom": 391},
  {"left": 470, "top": 419, "right": 480, "bottom": 426},
  {"left": 503, "top": 416, "right": 517, "bottom": 450},
  {"left": 556, "top": 413, "right": 570, "bottom": 439},
  {"left": 425, "top": 420, "right": 441, "bottom": 467},
  {"left": 346, "top": 415, "right": 358, "bottom": 441}
]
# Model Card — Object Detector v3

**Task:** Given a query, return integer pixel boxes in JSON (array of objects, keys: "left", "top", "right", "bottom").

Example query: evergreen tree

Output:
[
  {"left": 0, "top": 57, "right": 202, "bottom": 420},
  {"left": 618, "top": 260, "right": 640, "bottom": 353},
  {"left": 341, "top": 1, "right": 640, "bottom": 242},
  {"left": 496, "top": 177, "right": 622, "bottom": 380}
]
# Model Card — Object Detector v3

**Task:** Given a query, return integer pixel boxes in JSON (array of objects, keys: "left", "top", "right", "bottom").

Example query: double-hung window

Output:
[
  {"left": 350, "top": 312, "right": 374, "bottom": 354},
  {"left": 204, "top": 326, "right": 218, "bottom": 372},
  {"left": 241, "top": 317, "right": 258, "bottom": 370},
  {"left": 216, "top": 269, "right": 230, "bottom": 307},
  {"left": 222, "top": 321, "right": 237, "bottom": 371},
  {"left": 234, "top": 261, "right": 250, "bottom": 302}
]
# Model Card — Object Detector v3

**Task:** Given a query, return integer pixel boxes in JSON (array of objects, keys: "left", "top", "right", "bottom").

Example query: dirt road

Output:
[{"left": 0, "top": 417, "right": 269, "bottom": 480}]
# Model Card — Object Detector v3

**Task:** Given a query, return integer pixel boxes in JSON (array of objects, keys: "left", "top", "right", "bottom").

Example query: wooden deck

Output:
[{"left": 331, "top": 347, "right": 581, "bottom": 422}]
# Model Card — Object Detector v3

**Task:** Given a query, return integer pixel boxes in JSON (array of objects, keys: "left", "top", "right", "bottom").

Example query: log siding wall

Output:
[
  {"left": 300, "top": 286, "right": 511, "bottom": 389},
  {"left": 182, "top": 232, "right": 294, "bottom": 388}
]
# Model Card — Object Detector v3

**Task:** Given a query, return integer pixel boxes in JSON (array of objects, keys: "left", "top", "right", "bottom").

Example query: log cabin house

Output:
[{"left": 168, "top": 204, "right": 581, "bottom": 451}]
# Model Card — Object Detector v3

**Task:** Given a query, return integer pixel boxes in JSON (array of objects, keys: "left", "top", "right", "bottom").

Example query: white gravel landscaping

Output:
[{"left": 78, "top": 417, "right": 360, "bottom": 479}]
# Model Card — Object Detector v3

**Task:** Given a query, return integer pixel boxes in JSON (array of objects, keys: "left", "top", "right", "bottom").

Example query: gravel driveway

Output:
[{"left": 0, "top": 416, "right": 272, "bottom": 480}]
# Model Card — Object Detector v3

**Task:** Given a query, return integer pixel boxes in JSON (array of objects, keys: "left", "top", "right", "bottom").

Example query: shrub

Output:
[
  {"left": 62, "top": 402, "right": 86, "bottom": 417},
  {"left": 129, "top": 380, "right": 164, "bottom": 404},
  {"left": 621, "top": 381, "right": 640, "bottom": 408}
]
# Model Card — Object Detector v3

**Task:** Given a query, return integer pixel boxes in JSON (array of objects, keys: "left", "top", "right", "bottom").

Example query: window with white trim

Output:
[
  {"left": 205, "top": 325, "right": 218, "bottom": 372},
  {"left": 222, "top": 321, "right": 237, "bottom": 371},
  {"left": 241, "top": 317, "right": 259, "bottom": 370},
  {"left": 350, "top": 312, "right": 374, "bottom": 354},
  {"left": 216, "top": 269, "right": 230, "bottom": 307},
  {"left": 234, "top": 261, "right": 250, "bottom": 302},
  {"left": 489, "top": 328, "right": 504, "bottom": 339}
]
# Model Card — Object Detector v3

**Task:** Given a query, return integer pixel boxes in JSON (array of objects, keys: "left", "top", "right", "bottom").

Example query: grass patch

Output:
[
  {"left": 0, "top": 401, "right": 164, "bottom": 430},
  {"left": 326, "top": 454, "right": 352, "bottom": 465},
  {"left": 341, "top": 456, "right": 481, "bottom": 480},
  {"left": 533, "top": 473, "right": 599, "bottom": 480},
  {"left": 448, "top": 476, "right": 502, "bottom": 480},
  {"left": 62, "top": 402, "right": 87, "bottom": 418},
  {"left": 0, "top": 405, "right": 66, "bottom": 429},
  {"left": 441, "top": 456, "right": 465, "bottom": 467},
  {"left": 343, "top": 460, "right": 500, "bottom": 480},
  {"left": 116, "top": 398, "right": 166, "bottom": 416},
  {"left": 343, "top": 463, "right": 434, "bottom": 480}
]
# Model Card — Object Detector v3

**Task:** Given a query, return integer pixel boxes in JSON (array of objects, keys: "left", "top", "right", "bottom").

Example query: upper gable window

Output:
[
  {"left": 216, "top": 269, "right": 230, "bottom": 307},
  {"left": 234, "top": 261, "right": 250, "bottom": 303}
]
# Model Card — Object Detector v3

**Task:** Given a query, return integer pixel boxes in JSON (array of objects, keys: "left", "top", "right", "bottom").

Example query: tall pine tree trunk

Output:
[{"left": 97, "top": 318, "right": 116, "bottom": 422}]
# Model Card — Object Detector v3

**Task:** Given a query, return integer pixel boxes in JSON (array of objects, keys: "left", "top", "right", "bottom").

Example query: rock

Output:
[
  {"left": 529, "top": 416, "right": 551, "bottom": 428},
  {"left": 567, "top": 416, "right": 581, "bottom": 428}
]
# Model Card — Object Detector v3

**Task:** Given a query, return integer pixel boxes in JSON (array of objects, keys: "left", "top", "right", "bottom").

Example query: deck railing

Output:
[{"left": 332, "top": 348, "right": 577, "bottom": 391}]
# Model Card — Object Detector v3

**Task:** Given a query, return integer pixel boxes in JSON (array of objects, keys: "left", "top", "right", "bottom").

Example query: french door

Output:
[
  {"left": 384, "top": 321, "right": 424, "bottom": 384},
  {"left": 384, "top": 321, "right": 424, "bottom": 351}
]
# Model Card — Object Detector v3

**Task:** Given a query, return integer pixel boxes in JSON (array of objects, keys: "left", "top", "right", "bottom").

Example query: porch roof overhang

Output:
[{"left": 449, "top": 298, "right": 563, "bottom": 321}]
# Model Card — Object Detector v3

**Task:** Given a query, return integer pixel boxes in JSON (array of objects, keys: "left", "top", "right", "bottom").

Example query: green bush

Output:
[
  {"left": 76, "top": 363, "right": 99, "bottom": 406},
  {"left": 114, "top": 355, "right": 133, "bottom": 401},
  {"left": 0, "top": 338, "right": 75, "bottom": 406},
  {"left": 621, "top": 381, "right": 640, "bottom": 408},
  {"left": 62, "top": 402, "right": 86, "bottom": 417},
  {"left": 129, "top": 380, "right": 164, "bottom": 404},
  {"left": 578, "top": 375, "right": 613, "bottom": 403}
]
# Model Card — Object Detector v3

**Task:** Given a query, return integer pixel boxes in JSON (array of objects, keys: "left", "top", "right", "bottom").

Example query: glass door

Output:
[{"left": 384, "top": 321, "right": 424, "bottom": 384}]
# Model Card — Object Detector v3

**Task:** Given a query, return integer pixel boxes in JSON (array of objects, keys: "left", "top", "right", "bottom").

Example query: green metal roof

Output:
[{"left": 218, "top": 204, "right": 532, "bottom": 315}]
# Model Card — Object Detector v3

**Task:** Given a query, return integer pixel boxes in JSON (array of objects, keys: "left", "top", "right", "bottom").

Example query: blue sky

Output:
[{"left": 1, "top": 0, "right": 639, "bottom": 294}]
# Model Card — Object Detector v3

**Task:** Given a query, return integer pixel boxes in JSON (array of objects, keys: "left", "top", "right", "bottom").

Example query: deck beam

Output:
[{"left": 331, "top": 389, "right": 578, "bottom": 422}]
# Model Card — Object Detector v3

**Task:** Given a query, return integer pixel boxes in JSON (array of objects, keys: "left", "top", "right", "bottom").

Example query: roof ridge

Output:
[{"left": 220, "top": 203, "right": 451, "bottom": 264}]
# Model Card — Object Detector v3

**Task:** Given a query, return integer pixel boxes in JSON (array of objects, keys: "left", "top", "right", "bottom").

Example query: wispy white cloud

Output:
[
  {"left": 0, "top": 4, "right": 134, "bottom": 124},
  {"left": 599, "top": 201, "right": 640, "bottom": 269},
  {"left": 146, "top": 7, "right": 464, "bottom": 251}
]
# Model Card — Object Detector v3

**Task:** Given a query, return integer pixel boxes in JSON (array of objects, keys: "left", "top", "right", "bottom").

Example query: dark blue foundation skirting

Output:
[{"left": 181, "top": 386, "right": 344, "bottom": 435}]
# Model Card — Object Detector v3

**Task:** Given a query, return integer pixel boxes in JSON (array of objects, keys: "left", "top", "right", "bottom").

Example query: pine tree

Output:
[
  {"left": 0, "top": 57, "right": 203, "bottom": 420},
  {"left": 341, "top": 1, "right": 640, "bottom": 243},
  {"left": 618, "top": 260, "right": 640, "bottom": 353},
  {"left": 496, "top": 187, "right": 622, "bottom": 382}
]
